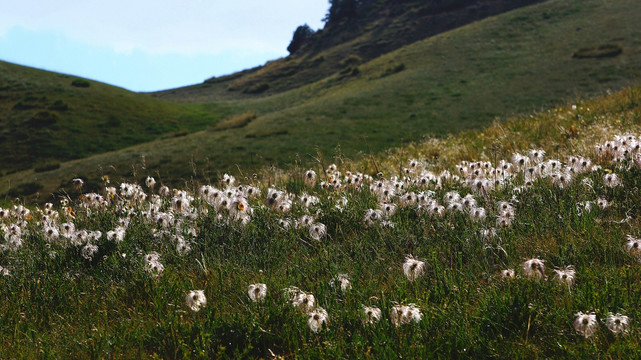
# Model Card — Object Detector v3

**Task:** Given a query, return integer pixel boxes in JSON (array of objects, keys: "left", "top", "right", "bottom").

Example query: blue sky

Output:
[{"left": 0, "top": 0, "right": 328, "bottom": 92}]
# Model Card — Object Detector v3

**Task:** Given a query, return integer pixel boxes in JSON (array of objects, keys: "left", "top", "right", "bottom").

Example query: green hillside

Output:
[
  {"left": 154, "top": 0, "right": 548, "bottom": 101},
  {"left": 0, "top": 61, "right": 231, "bottom": 175},
  {"left": 2, "top": 0, "right": 639, "bottom": 203}
]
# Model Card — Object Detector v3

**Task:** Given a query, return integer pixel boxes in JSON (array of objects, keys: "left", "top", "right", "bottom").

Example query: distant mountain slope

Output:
[
  {"left": 152, "top": 0, "right": 547, "bottom": 102},
  {"left": 0, "top": 61, "right": 231, "bottom": 175},
  {"left": 2, "top": 0, "right": 639, "bottom": 203}
]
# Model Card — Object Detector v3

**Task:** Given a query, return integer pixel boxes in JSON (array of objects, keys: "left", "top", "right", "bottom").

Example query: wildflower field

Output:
[{"left": 2, "top": 88, "right": 641, "bottom": 358}]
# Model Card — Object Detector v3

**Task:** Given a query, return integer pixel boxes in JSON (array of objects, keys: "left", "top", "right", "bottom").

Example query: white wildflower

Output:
[
  {"left": 307, "top": 307, "right": 328, "bottom": 333},
  {"left": 309, "top": 222, "right": 327, "bottom": 241},
  {"left": 553, "top": 266, "right": 576, "bottom": 287},
  {"left": 403, "top": 255, "right": 425, "bottom": 282},
  {"left": 248, "top": 283, "right": 267, "bottom": 303},
  {"left": 330, "top": 274, "right": 351, "bottom": 293},
  {"left": 573, "top": 312, "right": 597, "bottom": 338},
  {"left": 185, "top": 290, "right": 207, "bottom": 312},
  {"left": 522, "top": 258, "right": 546, "bottom": 280},
  {"left": 81, "top": 243, "right": 99, "bottom": 261},
  {"left": 605, "top": 313, "right": 630, "bottom": 335},
  {"left": 500, "top": 269, "right": 515, "bottom": 279},
  {"left": 390, "top": 304, "right": 422, "bottom": 327},
  {"left": 362, "top": 305, "right": 382, "bottom": 325}
]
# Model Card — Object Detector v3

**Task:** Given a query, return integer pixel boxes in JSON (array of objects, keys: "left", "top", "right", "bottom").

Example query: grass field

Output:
[
  {"left": 2, "top": 0, "right": 641, "bottom": 203},
  {"left": 1, "top": 86, "right": 640, "bottom": 358}
]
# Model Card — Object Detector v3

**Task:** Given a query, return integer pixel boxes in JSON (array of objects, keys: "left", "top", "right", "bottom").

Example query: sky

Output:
[{"left": 0, "top": 0, "right": 328, "bottom": 92}]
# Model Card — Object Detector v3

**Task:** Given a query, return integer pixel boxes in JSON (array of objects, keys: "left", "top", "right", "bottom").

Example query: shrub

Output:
[
  {"left": 71, "top": 79, "right": 91, "bottom": 88},
  {"left": 287, "top": 24, "right": 315, "bottom": 54}
]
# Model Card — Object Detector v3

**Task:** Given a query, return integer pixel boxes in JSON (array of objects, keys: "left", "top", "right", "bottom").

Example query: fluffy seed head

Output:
[
  {"left": 247, "top": 283, "right": 267, "bottom": 303},
  {"left": 605, "top": 313, "right": 630, "bottom": 335},
  {"left": 185, "top": 290, "right": 207, "bottom": 311},
  {"left": 403, "top": 255, "right": 425, "bottom": 282},
  {"left": 573, "top": 312, "right": 597, "bottom": 338}
]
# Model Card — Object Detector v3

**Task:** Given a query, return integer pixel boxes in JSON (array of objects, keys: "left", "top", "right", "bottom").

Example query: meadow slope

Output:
[
  {"left": 0, "top": 61, "right": 231, "bottom": 175},
  {"left": 0, "top": 85, "right": 641, "bottom": 358}
]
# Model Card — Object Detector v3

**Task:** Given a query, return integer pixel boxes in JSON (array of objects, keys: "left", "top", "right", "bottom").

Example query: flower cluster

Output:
[
  {"left": 573, "top": 312, "right": 631, "bottom": 338},
  {"left": 1, "top": 133, "right": 640, "bottom": 344},
  {"left": 390, "top": 304, "right": 422, "bottom": 327}
]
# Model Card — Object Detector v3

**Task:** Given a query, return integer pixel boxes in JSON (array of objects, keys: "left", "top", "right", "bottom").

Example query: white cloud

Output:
[{"left": 0, "top": 0, "right": 328, "bottom": 55}]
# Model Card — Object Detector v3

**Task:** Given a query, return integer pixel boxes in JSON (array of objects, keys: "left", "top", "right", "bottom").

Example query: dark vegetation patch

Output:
[
  {"left": 48, "top": 100, "right": 69, "bottom": 111},
  {"left": 12, "top": 94, "right": 48, "bottom": 110},
  {"left": 27, "top": 111, "right": 58, "bottom": 128},
  {"left": 245, "top": 129, "right": 289, "bottom": 138},
  {"left": 71, "top": 79, "right": 91, "bottom": 88},
  {"left": 5, "top": 181, "right": 43, "bottom": 198},
  {"left": 380, "top": 63, "right": 407, "bottom": 78},
  {"left": 243, "top": 82, "right": 270, "bottom": 94},
  {"left": 573, "top": 44, "right": 623, "bottom": 59}
]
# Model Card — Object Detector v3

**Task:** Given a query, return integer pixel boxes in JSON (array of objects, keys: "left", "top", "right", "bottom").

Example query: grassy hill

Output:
[
  {"left": 1, "top": 84, "right": 641, "bottom": 358},
  {"left": 2, "top": 0, "right": 640, "bottom": 203},
  {"left": 0, "top": 61, "right": 232, "bottom": 175}
]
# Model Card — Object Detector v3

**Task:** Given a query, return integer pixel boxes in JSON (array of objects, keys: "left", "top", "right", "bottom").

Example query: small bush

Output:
[
  {"left": 573, "top": 44, "right": 623, "bottom": 59},
  {"left": 71, "top": 79, "right": 91, "bottom": 88},
  {"left": 287, "top": 24, "right": 315, "bottom": 54}
]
